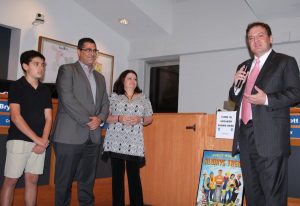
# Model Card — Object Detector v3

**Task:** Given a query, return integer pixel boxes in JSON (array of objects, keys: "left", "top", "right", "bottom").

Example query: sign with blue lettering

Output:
[
  {"left": 0, "top": 101, "right": 10, "bottom": 112},
  {"left": 0, "top": 115, "right": 10, "bottom": 126},
  {"left": 290, "top": 128, "right": 300, "bottom": 138},
  {"left": 290, "top": 115, "right": 300, "bottom": 138},
  {"left": 290, "top": 115, "right": 300, "bottom": 125}
]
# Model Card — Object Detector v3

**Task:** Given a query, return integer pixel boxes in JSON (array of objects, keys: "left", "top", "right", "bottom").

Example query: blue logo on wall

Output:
[
  {"left": 0, "top": 115, "right": 10, "bottom": 126},
  {"left": 0, "top": 101, "right": 10, "bottom": 112},
  {"left": 290, "top": 115, "right": 300, "bottom": 138},
  {"left": 290, "top": 115, "right": 300, "bottom": 125},
  {"left": 290, "top": 128, "right": 300, "bottom": 138}
]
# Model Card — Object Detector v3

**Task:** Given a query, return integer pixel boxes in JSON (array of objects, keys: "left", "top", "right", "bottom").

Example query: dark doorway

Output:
[
  {"left": 0, "top": 26, "right": 11, "bottom": 79},
  {"left": 149, "top": 65, "right": 179, "bottom": 113}
]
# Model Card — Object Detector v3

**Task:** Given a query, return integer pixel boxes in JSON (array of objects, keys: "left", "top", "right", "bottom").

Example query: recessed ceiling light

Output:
[{"left": 119, "top": 18, "right": 129, "bottom": 25}]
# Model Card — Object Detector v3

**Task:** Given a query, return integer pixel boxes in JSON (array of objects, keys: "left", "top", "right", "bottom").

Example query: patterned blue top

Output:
[{"left": 103, "top": 93, "right": 153, "bottom": 158}]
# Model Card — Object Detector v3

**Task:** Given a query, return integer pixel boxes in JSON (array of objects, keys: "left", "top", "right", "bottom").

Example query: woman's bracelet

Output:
[
  {"left": 141, "top": 117, "right": 144, "bottom": 124},
  {"left": 117, "top": 115, "right": 120, "bottom": 122}
]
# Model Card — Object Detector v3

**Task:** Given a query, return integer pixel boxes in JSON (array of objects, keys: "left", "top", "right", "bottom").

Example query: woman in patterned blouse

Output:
[{"left": 103, "top": 70, "right": 153, "bottom": 206}]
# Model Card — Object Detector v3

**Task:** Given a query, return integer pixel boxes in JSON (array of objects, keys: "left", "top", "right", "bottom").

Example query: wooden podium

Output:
[
  {"left": 1, "top": 93, "right": 300, "bottom": 205},
  {"left": 126, "top": 113, "right": 300, "bottom": 206}
]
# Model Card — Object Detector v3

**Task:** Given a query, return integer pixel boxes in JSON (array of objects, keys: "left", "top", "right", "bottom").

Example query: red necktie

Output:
[{"left": 241, "top": 59, "right": 260, "bottom": 124}]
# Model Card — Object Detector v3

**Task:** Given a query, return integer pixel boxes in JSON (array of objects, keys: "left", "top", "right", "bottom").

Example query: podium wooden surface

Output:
[
  {"left": 130, "top": 113, "right": 300, "bottom": 206},
  {"left": 1, "top": 92, "right": 300, "bottom": 205}
]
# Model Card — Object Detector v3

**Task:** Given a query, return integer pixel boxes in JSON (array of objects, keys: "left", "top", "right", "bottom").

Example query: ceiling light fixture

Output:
[{"left": 119, "top": 18, "right": 129, "bottom": 25}]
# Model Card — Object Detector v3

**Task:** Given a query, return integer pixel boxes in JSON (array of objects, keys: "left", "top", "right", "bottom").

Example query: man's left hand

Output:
[
  {"left": 87, "top": 116, "right": 101, "bottom": 130},
  {"left": 244, "top": 86, "right": 266, "bottom": 105}
]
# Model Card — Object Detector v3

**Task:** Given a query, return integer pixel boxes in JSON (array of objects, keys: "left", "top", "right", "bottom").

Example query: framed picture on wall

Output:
[
  {"left": 195, "top": 150, "right": 244, "bottom": 206},
  {"left": 38, "top": 36, "right": 77, "bottom": 83},
  {"left": 94, "top": 51, "right": 114, "bottom": 95},
  {"left": 38, "top": 36, "right": 114, "bottom": 94}
]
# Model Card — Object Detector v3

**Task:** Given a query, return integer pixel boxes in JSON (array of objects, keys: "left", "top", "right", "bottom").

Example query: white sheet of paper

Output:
[{"left": 215, "top": 111, "right": 237, "bottom": 139}]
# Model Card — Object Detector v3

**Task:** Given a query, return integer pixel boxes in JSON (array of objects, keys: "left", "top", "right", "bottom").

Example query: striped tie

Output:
[{"left": 241, "top": 59, "right": 260, "bottom": 124}]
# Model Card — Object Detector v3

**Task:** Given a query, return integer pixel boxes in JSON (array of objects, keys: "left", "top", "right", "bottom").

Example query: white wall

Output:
[
  {"left": 129, "top": 1, "right": 300, "bottom": 59},
  {"left": 0, "top": 0, "right": 129, "bottom": 84},
  {"left": 128, "top": 0, "right": 300, "bottom": 113},
  {"left": 129, "top": 0, "right": 256, "bottom": 59},
  {"left": 178, "top": 41, "right": 300, "bottom": 113},
  {"left": 2, "top": 0, "right": 300, "bottom": 113},
  {"left": 179, "top": 48, "right": 247, "bottom": 113}
]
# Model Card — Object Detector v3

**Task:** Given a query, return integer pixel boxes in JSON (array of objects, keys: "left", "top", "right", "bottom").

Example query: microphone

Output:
[{"left": 235, "top": 60, "right": 252, "bottom": 89}]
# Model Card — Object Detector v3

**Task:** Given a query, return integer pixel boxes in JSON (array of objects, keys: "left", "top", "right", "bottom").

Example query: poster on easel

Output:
[{"left": 195, "top": 150, "right": 244, "bottom": 206}]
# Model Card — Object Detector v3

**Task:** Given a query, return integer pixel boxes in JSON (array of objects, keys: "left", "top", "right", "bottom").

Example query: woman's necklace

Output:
[{"left": 125, "top": 92, "right": 135, "bottom": 101}]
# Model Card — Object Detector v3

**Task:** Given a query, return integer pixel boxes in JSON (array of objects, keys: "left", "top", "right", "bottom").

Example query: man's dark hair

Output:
[
  {"left": 20, "top": 50, "right": 45, "bottom": 72},
  {"left": 246, "top": 22, "right": 272, "bottom": 36},
  {"left": 77, "top": 38, "right": 96, "bottom": 49},
  {"left": 113, "top": 69, "right": 142, "bottom": 95}
]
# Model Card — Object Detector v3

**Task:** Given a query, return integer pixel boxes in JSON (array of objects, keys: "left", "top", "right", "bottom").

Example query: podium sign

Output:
[
  {"left": 215, "top": 111, "right": 236, "bottom": 139},
  {"left": 0, "top": 101, "right": 9, "bottom": 112},
  {"left": 0, "top": 115, "right": 10, "bottom": 126},
  {"left": 0, "top": 100, "right": 10, "bottom": 126},
  {"left": 290, "top": 115, "right": 300, "bottom": 138}
]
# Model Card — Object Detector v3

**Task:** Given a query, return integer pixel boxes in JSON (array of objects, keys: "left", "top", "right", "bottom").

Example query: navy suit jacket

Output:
[{"left": 229, "top": 50, "right": 300, "bottom": 157}]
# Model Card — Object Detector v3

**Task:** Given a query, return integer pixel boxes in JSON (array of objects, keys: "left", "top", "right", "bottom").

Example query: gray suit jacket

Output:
[
  {"left": 52, "top": 61, "right": 109, "bottom": 144},
  {"left": 229, "top": 50, "right": 300, "bottom": 157}
]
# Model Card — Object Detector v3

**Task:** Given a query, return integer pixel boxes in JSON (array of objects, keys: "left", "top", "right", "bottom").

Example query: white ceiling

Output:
[
  {"left": 73, "top": 0, "right": 300, "bottom": 43},
  {"left": 246, "top": 0, "right": 300, "bottom": 20}
]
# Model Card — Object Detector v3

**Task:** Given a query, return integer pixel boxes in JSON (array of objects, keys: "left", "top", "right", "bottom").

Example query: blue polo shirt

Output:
[{"left": 7, "top": 76, "right": 52, "bottom": 142}]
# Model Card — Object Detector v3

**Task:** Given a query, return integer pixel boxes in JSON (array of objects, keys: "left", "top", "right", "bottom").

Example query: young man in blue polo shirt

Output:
[{"left": 0, "top": 50, "right": 52, "bottom": 206}]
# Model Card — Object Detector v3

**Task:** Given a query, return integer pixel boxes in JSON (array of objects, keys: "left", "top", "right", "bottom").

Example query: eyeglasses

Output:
[
  {"left": 80, "top": 48, "right": 99, "bottom": 54},
  {"left": 30, "top": 61, "right": 47, "bottom": 68},
  {"left": 248, "top": 32, "right": 268, "bottom": 42}
]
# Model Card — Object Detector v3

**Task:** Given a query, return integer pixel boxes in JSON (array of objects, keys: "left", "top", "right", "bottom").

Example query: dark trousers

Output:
[
  {"left": 53, "top": 142, "right": 100, "bottom": 206},
  {"left": 111, "top": 157, "right": 144, "bottom": 206},
  {"left": 239, "top": 121, "right": 288, "bottom": 206},
  {"left": 231, "top": 186, "right": 239, "bottom": 203}
]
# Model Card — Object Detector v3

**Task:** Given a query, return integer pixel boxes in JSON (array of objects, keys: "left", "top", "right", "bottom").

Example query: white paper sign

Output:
[{"left": 215, "top": 111, "right": 237, "bottom": 139}]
